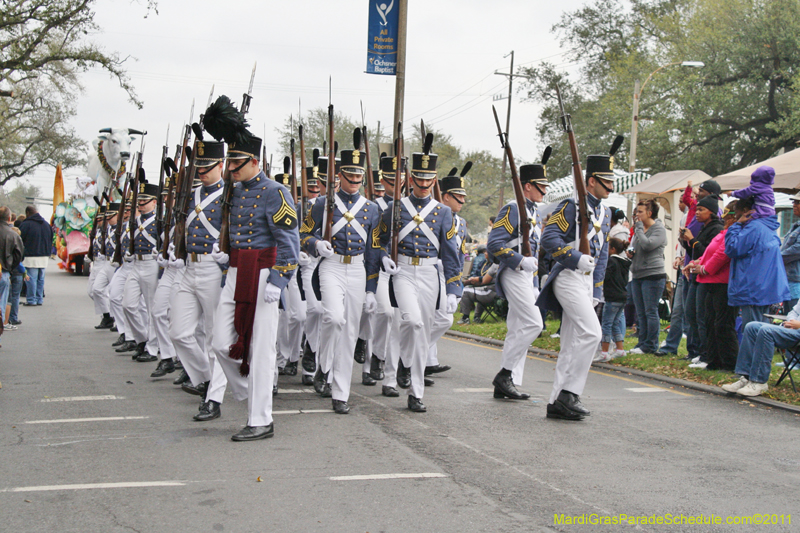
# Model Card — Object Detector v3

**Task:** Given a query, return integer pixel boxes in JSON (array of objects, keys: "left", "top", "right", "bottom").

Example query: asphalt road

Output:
[{"left": 1, "top": 262, "right": 798, "bottom": 532}]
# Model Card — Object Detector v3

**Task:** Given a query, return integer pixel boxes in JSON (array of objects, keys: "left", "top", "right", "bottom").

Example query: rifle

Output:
[
  {"left": 156, "top": 141, "right": 169, "bottom": 252},
  {"left": 492, "top": 105, "right": 531, "bottom": 257},
  {"left": 173, "top": 124, "right": 203, "bottom": 260},
  {"left": 323, "top": 102, "right": 336, "bottom": 243},
  {"left": 112, "top": 174, "right": 130, "bottom": 265},
  {"left": 128, "top": 151, "right": 144, "bottom": 256},
  {"left": 87, "top": 190, "right": 107, "bottom": 261},
  {"left": 100, "top": 190, "right": 111, "bottom": 258},
  {"left": 298, "top": 124, "right": 309, "bottom": 222},
  {"left": 219, "top": 62, "right": 257, "bottom": 254},
  {"left": 290, "top": 136, "right": 298, "bottom": 203},
  {"left": 360, "top": 102, "right": 375, "bottom": 201},
  {"left": 421, "top": 120, "right": 442, "bottom": 202},
  {"left": 160, "top": 142, "right": 182, "bottom": 258},
  {"left": 555, "top": 85, "right": 589, "bottom": 255},
  {"left": 390, "top": 123, "right": 404, "bottom": 262}
]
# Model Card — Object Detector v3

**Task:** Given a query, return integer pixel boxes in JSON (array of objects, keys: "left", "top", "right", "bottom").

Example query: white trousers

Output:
[
  {"left": 550, "top": 268, "right": 600, "bottom": 403},
  {"left": 499, "top": 268, "right": 544, "bottom": 386},
  {"left": 371, "top": 271, "right": 393, "bottom": 361},
  {"left": 427, "top": 264, "right": 453, "bottom": 368},
  {"left": 170, "top": 261, "right": 224, "bottom": 387},
  {"left": 108, "top": 263, "right": 132, "bottom": 339},
  {"left": 300, "top": 259, "right": 322, "bottom": 354},
  {"left": 89, "top": 259, "right": 113, "bottom": 315},
  {"left": 318, "top": 259, "right": 366, "bottom": 402},
  {"left": 392, "top": 263, "right": 439, "bottom": 399},
  {"left": 211, "top": 266, "right": 278, "bottom": 427},
  {"left": 122, "top": 260, "right": 159, "bottom": 349},
  {"left": 277, "top": 273, "right": 306, "bottom": 368},
  {"left": 152, "top": 266, "right": 182, "bottom": 361}
]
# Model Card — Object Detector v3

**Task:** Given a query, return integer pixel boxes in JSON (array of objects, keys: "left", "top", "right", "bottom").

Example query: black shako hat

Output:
[
  {"left": 106, "top": 202, "right": 121, "bottom": 215},
  {"left": 317, "top": 156, "right": 341, "bottom": 184},
  {"left": 439, "top": 162, "right": 472, "bottom": 196},
  {"left": 519, "top": 146, "right": 552, "bottom": 185},
  {"left": 411, "top": 132, "right": 437, "bottom": 178},
  {"left": 137, "top": 181, "right": 160, "bottom": 200},
  {"left": 586, "top": 135, "right": 624, "bottom": 181},
  {"left": 275, "top": 156, "right": 292, "bottom": 187},
  {"left": 194, "top": 140, "right": 225, "bottom": 167},
  {"left": 373, "top": 169, "right": 384, "bottom": 191},
  {"left": 339, "top": 128, "right": 366, "bottom": 175},
  {"left": 380, "top": 154, "right": 406, "bottom": 182}
]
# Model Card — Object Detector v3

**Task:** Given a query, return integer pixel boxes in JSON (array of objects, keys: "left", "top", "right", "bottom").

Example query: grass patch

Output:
[{"left": 450, "top": 312, "right": 800, "bottom": 407}]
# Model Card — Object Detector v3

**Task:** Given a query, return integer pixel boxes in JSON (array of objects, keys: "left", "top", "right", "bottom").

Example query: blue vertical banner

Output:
[{"left": 366, "top": 0, "right": 399, "bottom": 75}]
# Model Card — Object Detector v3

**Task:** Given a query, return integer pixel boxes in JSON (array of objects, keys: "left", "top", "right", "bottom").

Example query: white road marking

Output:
[
  {"left": 272, "top": 409, "right": 334, "bottom": 415},
  {"left": 625, "top": 387, "right": 667, "bottom": 393},
  {"left": 452, "top": 388, "right": 495, "bottom": 393},
  {"left": 25, "top": 416, "right": 148, "bottom": 424},
  {"left": 0, "top": 481, "right": 185, "bottom": 493},
  {"left": 40, "top": 395, "right": 124, "bottom": 402},
  {"left": 329, "top": 473, "right": 449, "bottom": 481},
  {"left": 276, "top": 388, "right": 315, "bottom": 394}
]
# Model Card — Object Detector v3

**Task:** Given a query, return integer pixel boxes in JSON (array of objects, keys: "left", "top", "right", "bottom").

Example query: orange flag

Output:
[{"left": 53, "top": 162, "right": 65, "bottom": 211}]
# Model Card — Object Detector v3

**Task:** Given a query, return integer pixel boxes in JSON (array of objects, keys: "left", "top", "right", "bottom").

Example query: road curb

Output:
[{"left": 444, "top": 330, "right": 800, "bottom": 416}]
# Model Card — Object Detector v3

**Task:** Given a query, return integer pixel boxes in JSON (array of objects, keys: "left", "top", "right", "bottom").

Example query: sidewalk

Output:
[{"left": 445, "top": 329, "right": 800, "bottom": 415}]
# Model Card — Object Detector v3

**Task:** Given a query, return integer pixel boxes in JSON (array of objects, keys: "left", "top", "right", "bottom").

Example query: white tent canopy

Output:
[
  {"left": 543, "top": 169, "right": 651, "bottom": 204},
  {"left": 715, "top": 148, "right": 800, "bottom": 192}
]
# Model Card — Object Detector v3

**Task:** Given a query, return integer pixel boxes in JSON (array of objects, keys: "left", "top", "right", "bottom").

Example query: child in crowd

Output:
[
  {"left": 732, "top": 165, "right": 775, "bottom": 219},
  {"left": 598, "top": 237, "right": 631, "bottom": 362}
]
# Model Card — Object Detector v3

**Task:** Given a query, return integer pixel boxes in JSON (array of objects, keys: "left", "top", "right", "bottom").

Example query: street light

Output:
[{"left": 628, "top": 60, "right": 705, "bottom": 172}]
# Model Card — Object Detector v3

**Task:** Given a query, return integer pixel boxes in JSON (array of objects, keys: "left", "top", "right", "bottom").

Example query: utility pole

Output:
[
  {"left": 493, "top": 51, "right": 514, "bottom": 209},
  {"left": 392, "top": 0, "right": 408, "bottom": 155}
]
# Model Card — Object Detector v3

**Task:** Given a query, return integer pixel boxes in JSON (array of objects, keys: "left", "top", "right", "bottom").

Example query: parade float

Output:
[{"left": 52, "top": 172, "right": 97, "bottom": 275}]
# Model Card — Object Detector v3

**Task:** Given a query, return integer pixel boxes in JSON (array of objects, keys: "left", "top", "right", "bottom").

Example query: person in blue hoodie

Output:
[{"left": 724, "top": 190, "right": 790, "bottom": 329}]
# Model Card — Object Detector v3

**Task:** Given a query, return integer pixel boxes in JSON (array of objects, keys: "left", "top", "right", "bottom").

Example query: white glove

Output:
[
  {"left": 168, "top": 249, "right": 185, "bottom": 269},
  {"left": 364, "top": 292, "right": 377, "bottom": 314},
  {"left": 316, "top": 240, "right": 334, "bottom": 258},
  {"left": 156, "top": 253, "right": 167, "bottom": 267},
  {"left": 123, "top": 252, "right": 134, "bottom": 263},
  {"left": 593, "top": 298, "right": 601, "bottom": 308},
  {"left": 298, "top": 251, "right": 312, "bottom": 267},
  {"left": 577, "top": 255, "right": 595, "bottom": 274},
  {"left": 168, "top": 242, "right": 175, "bottom": 255},
  {"left": 263, "top": 282, "right": 282, "bottom": 303},
  {"left": 382, "top": 256, "right": 399, "bottom": 275},
  {"left": 111, "top": 261, "right": 120, "bottom": 268},
  {"left": 446, "top": 294, "right": 458, "bottom": 314},
  {"left": 211, "top": 242, "right": 229, "bottom": 266},
  {"left": 520, "top": 256, "right": 538, "bottom": 272}
]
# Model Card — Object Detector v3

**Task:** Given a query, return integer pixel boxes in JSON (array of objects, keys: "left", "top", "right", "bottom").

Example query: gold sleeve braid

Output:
[
  {"left": 492, "top": 208, "right": 514, "bottom": 234},
  {"left": 299, "top": 209, "right": 315, "bottom": 234},
  {"left": 446, "top": 219, "right": 456, "bottom": 240},
  {"left": 446, "top": 273, "right": 462, "bottom": 284},
  {"left": 272, "top": 190, "right": 298, "bottom": 229},
  {"left": 546, "top": 202, "right": 570, "bottom": 232},
  {"left": 371, "top": 226, "right": 381, "bottom": 249}
]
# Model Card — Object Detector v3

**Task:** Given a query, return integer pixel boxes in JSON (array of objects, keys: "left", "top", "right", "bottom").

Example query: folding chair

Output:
[
  {"left": 479, "top": 297, "right": 508, "bottom": 323},
  {"left": 776, "top": 342, "right": 800, "bottom": 393}
]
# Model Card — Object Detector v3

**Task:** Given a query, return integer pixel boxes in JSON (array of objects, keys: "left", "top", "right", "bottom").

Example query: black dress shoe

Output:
[
  {"left": 110, "top": 325, "right": 118, "bottom": 332},
  {"left": 382, "top": 385, "right": 399, "bottom": 397},
  {"left": 193, "top": 400, "right": 221, "bottom": 421},
  {"left": 132, "top": 342, "right": 147, "bottom": 360},
  {"left": 397, "top": 362, "right": 411, "bottom": 389},
  {"left": 112, "top": 334, "right": 126, "bottom": 347},
  {"left": 172, "top": 369, "right": 190, "bottom": 385},
  {"left": 408, "top": 395, "right": 426, "bottom": 412},
  {"left": 362, "top": 372, "right": 376, "bottom": 386},
  {"left": 95, "top": 315, "right": 115, "bottom": 329},
  {"left": 136, "top": 352, "right": 158, "bottom": 363},
  {"left": 150, "top": 358, "right": 175, "bottom": 377},
  {"left": 174, "top": 359, "right": 183, "bottom": 370},
  {"left": 302, "top": 341, "right": 317, "bottom": 373},
  {"left": 320, "top": 382, "right": 332, "bottom": 398},
  {"left": 115, "top": 340, "right": 137, "bottom": 353},
  {"left": 284, "top": 361, "right": 298, "bottom": 376},
  {"left": 557, "top": 390, "right": 591, "bottom": 416},
  {"left": 354, "top": 338, "right": 367, "bottom": 364},
  {"left": 278, "top": 365, "right": 286, "bottom": 376},
  {"left": 546, "top": 401, "right": 585, "bottom": 421},
  {"left": 424, "top": 377, "right": 434, "bottom": 386},
  {"left": 492, "top": 371, "right": 530, "bottom": 400},
  {"left": 425, "top": 364, "right": 451, "bottom": 376},
  {"left": 369, "top": 355, "right": 384, "bottom": 381},
  {"left": 273, "top": 384, "right": 278, "bottom": 397},
  {"left": 332, "top": 399, "right": 350, "bottom": 414},
  {"left": 313, "top": 368, "right": 326, "bottom": 394},
  {"left": 231, "top": 424, "right": 274, "bottom": 442},
  {"left": 182, "top": 380, "right": 209, "bottom": 397},
  {"left": 301, "top": 374, "right": 314, "bottom": 386}
]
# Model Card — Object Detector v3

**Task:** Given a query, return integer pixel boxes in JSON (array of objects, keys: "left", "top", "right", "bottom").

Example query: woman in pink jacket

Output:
[{"left": 686, "top": 201, "right": 739, "bottom": 371}]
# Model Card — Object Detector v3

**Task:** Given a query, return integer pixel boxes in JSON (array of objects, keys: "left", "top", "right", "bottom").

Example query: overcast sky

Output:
[{"left": 25, "top": 0, "right": 588, "bottom": 217}]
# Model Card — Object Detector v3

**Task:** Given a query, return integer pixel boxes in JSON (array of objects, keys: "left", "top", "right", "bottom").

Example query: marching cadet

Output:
[
  {"left": 204, "top": 99, "right": 300, "bottom": 441},
  {"left": 372, "top": 169, "right": 385, "bottom": 198},
  {"left": 122, "top": 181, "right": 162, "bottom": 362},
  {"left": 379, "top": 138, "right": 462, "bottom": 412},
  {"left": 167, "top": 139, "right": 230, "bottom": 421},
  {"left": 305, "top": 154, "right": 340, "bottom": 396},
  {"left": 111, "top": 203, "right": 140, "bottom": 352},
  {"left": 88, "top": 205, "right": 114, "bottom": 329},
  {"left": 487, "top": 153, "right": 550, "bottom": 400},
  {"left": 274, "top": 158, "right": 306, "bottom": 379},
  {"left": 427, "top": 164, "right": 472, "bottom": 378},
  {"left": 300, "top": 130, "right": 381, "bottom": 414},
  {"left": 537, "top": 142, "right": 619, "bottom": 420},
  {"left": 298, "top": 160, "right": 321, "bottom": 386}
]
